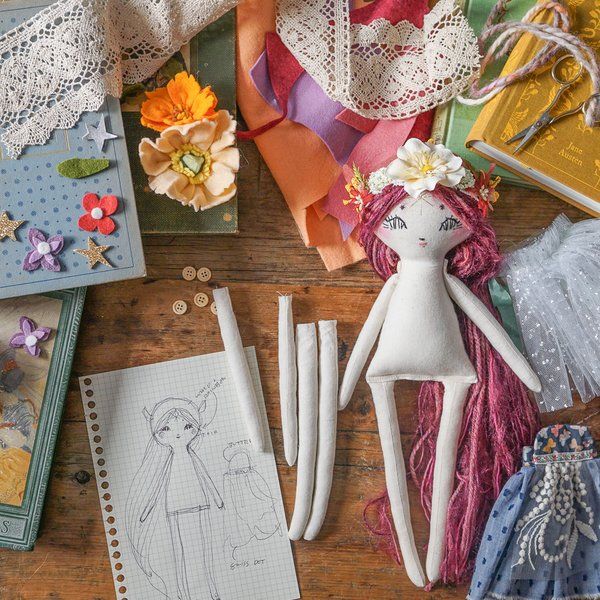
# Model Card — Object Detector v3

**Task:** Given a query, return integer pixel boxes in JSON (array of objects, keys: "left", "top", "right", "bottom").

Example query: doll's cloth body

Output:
[
  {"left": 367, "top": 261, "right": 477, "bottom": 383},
  {"left": 468, "top": 425, "right": 600, "bottom": 600}
]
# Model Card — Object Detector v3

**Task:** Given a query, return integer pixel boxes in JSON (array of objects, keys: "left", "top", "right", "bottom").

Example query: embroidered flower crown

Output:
[{"left": 345, "top": 138, "right": 500, "bottom": 217}]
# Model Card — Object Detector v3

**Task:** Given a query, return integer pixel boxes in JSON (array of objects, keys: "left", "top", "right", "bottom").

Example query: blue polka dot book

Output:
[
  {"left": 0, "top": 0, "right": 145, "bottom": 301},
  {"left": 468, "top": 424, "right": 600, "bottom": 600}
]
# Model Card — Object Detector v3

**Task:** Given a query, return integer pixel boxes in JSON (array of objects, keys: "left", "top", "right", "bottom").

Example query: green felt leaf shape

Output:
[{"left": 56, "top": 158, "right": 110, "bottom": 179}]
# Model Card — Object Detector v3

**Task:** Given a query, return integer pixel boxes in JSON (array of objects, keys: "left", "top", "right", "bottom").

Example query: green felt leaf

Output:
[{"left": 56, "top": 158, "right": 110, "bottom": 179}]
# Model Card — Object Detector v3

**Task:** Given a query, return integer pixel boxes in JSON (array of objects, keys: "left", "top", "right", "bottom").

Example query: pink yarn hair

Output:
[{"left": 360, "top": 184, "right": 539, "bottom": 585}]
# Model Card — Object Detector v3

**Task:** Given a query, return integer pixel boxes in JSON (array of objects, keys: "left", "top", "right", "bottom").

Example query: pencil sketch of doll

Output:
[
  {"left": 125, "top": 397, "right": 224, "bottom": 600},
  {"left": 222, "top": 447, "right": 282, "bottom": 560}
]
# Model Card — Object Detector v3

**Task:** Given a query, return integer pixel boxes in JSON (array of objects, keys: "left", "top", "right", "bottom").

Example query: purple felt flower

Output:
[
  {"left": 9, "top": 316, "right": 52, "bottom": 358},
  {"left": 23, "top": 228, "right": 64, "bottom": 272}
]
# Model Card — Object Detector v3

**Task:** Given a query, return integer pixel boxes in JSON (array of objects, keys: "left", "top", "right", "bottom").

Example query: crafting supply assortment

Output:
[{"left": 1, "top": 0, "right": 600, "bottom": 598}]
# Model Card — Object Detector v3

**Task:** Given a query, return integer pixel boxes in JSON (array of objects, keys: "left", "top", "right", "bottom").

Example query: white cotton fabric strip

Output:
[
  {"left": 278, "top": 295, "right": 298, "bottom": 467},
  {"left": 304, "top": 319, "right": 338, "bottom": 541},
  {"left": 213, "top": 287, "right": 265, "bottom": 452},
  {"left": 288, "top": 322, "right": 318, "bottom": 541},
  {"left": 0, "top": 0, "right": 239, "bottom": 157}
]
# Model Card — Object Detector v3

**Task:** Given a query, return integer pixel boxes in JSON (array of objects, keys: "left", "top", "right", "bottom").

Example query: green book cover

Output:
[
  {"left": 0, "top": 288, "right": 86, "bottom": 550},
  {"left": 121, "top": 11, "right": 238, "bottom": 234},
  {"left": 432, "top": 0, "right": 534, "bottom": 186}
]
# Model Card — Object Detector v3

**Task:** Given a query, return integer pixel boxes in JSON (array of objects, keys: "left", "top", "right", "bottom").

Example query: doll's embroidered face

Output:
[
  {"left": 375, "top": 192, "right": 471, "bottom": 261},
  {"left": 155, "top": 409, "right": 199, "bottom": 449}
]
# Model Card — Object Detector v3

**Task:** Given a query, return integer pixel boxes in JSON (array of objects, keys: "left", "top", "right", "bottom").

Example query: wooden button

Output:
[
  {"left": 182, "top": 266, "right": 196, "bottom": 281},
  {"left": 210, "top": 301, "right": 218, "bottom": 315},
  {"left": 194, "top": 292, "right": 209, "bottom": 308},
  {"left": 197, "top": 267, "right": 212, "bottom": 282},
  {"left": 172, "top": 300, "right": 188, "bottom": 315}
]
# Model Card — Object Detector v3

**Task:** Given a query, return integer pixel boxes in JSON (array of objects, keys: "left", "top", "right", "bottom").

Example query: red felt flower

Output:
[{"left": 78, "top": 193, "right": 118, "bottom": 235}]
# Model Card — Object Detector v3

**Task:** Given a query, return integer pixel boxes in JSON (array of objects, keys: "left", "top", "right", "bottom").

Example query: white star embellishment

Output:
[{"left": 83, "top": 115, "right": 118, "bottom": 152}]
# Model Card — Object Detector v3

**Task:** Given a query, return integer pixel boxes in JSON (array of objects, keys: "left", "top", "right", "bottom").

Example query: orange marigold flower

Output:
[{"left": 140, "top": 72, "right": 219, "bottom": 132}]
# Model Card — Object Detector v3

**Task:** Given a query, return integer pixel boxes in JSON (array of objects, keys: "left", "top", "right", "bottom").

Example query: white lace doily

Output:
[
  {"left": 276, "top": 0, "right": 481, "bottom": 120},
  {"left": 0, "top": 0, "right": 238, "bottom": 158}
]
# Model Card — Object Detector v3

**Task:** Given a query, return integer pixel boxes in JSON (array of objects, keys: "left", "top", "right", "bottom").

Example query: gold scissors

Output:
[{"left": 507, "top": 54, "right": 599, "bottom": 154}]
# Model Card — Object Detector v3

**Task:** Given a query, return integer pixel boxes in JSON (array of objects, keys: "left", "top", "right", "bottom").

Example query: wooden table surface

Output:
[{"left": 0, "top": 140, "right": 598, "bottom": 600}]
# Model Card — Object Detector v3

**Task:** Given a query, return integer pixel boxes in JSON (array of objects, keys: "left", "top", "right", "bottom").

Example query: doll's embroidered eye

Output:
[
  {"left": 439, "top": 216, "right": 462, "bottom": 231},
  {"left": 159, "top": 425, "right": 170, "bottom": 433},
  {"left": 383, "top": 215, "right": 407, "bottom": 230},
  {"left": 184, "top": 423, "right": 193, "bottom": 430}
]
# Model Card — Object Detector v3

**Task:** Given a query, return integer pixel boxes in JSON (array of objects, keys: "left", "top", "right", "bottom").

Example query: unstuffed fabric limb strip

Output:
[
  {"left": 304, "top": 319, "right": 338, "bottom": 540},
  {"left": 213, "top": 287, "right": 265, "bottom": 452},
  {"left": 288, "top": 323, "right": 318, "bottom": 540},
  {"left": 278, "top": 295, "right": 298, "bottom": 466}
]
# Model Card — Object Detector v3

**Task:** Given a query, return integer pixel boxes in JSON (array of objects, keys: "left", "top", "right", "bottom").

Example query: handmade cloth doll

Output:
[
  {"left": 468, "top": 424, "right": 600, "bottom": 600},
  {"left": 339, "top": 138, "right": 541, "bottom": 586}
]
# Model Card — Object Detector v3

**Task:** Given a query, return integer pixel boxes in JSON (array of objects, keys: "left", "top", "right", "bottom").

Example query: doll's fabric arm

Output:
[
  {"left": 444, "top": 271, "right": 542, "bottom": 392},
  {"left": 339, "top": 274, "right": 399, "bottom": 409}
]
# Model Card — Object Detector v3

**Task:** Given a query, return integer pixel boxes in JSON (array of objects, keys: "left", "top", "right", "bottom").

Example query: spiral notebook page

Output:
[{"left": 80, "top": 348, "right": 299, "bottom": 600}]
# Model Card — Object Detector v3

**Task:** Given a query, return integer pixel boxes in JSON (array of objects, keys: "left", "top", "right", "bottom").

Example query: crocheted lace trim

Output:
[
  {"left": 0, "top": 0, "right": 238, "bottom": 158},
  {"left": 276, "top": 0, "right": 481, "bottom": 120}
]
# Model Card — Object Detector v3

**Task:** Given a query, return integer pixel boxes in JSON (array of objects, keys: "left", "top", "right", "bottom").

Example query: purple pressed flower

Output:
[
  {"left": 9, "top": 317, "right": 52, "bottom": 358},
  {"left": 23, "top": 228, "right": 64, "bottom": 272}
]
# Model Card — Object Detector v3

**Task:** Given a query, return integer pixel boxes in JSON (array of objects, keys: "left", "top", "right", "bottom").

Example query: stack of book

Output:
[{"left": 466, "top": 0, "right": 600, "bottom": 216}]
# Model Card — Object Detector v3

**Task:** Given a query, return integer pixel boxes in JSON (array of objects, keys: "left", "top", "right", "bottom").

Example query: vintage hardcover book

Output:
[
  {"left": 431, "top": 0, "right": 533, "bottom": 187},
  {"left": 121, "top": 11, "right": 238, "bottom": 234},
  {"left": 466, "top": 0, "right": 600, "bottom": 216},
  {"left": 0, "top": 0, "right": 145, "bottom": 300},
  {"left": 0, "top": 288, "right": 86, "bottom": 550}
]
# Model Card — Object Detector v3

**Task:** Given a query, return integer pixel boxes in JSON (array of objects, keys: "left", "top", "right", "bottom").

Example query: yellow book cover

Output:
[{"left": 466, "top": 0, "right": 600, "bottom": 216}]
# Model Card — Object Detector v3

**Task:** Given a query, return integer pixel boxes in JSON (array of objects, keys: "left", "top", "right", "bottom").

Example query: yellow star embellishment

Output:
[
  {"left": 73, "top": 237, "right": 113, "bottom": 269},
  {"left": 0, "top": 211, "right": 25, "bottom": 241}
]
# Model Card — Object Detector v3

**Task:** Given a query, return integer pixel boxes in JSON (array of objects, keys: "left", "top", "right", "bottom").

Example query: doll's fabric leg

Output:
[
  {"left": 167, "top": 513, "right": 192, "bottom": 600},
  {"left": 425, "top": 381, "right": 470, "bottom": 583},
  {"left": 371, "top": 381, "right": 426, "bottom": 587}
]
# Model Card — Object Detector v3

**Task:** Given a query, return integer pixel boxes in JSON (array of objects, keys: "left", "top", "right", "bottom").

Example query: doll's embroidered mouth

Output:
[{"left": 418, "top": 239, "right": 428, "bottom": 247}]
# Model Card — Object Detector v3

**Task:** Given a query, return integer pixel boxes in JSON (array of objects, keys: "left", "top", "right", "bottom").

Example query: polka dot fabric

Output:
[
  {"left": 0, "top": 123, "right": 143, "bottom": 299},
  {"left": 468, "top": 425, "right": 600, "bottom": 600}
]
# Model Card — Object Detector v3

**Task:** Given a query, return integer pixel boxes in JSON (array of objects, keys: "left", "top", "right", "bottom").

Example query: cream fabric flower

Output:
[
  {"left": 139, "top": 110, "right": 239, "bottom": 212},
  {"left": 386, "top": 138, "right": 465, "bottom": 198}
]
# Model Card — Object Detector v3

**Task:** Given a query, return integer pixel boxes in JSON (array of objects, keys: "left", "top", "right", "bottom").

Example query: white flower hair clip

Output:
[
  {"left": 360, "top": 139, "right": 499, "bottom": 216},
  {"left": 385, "top": 138, "right": 466, "bottom": 197}
]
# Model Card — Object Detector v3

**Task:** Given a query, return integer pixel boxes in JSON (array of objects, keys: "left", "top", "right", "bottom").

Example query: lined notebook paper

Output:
[{"left": 80, "top": 349, "right": 299, "bottom": 600}]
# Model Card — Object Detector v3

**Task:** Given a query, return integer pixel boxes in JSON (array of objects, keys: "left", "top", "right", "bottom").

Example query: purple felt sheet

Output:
[{"left": 250, "top": 51, "right": 365, "bottom": 166}]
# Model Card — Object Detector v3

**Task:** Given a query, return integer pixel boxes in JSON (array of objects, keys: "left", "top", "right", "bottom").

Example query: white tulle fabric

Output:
[
  {"left": 276, "top": 0, "right": 481, "bottom": 120},
  {"left": 504, "top": 215, "right": 600, "bottom": 412},
  {"left": 0, "top": 0, "right": 238, "bottom": 158}
]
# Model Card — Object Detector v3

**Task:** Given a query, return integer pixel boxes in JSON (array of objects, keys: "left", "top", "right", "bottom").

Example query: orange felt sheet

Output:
[{"left": 236, "top": 0, "right": 366, "bottom": 271}]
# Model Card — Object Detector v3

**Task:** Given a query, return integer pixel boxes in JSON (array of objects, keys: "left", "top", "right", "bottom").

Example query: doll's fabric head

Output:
[
  {"left": 375, "top": 191, "right": 471, "bottom": 263},
  {"left": 354, "top": 139, "right": 501, "bottom": 282}
]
